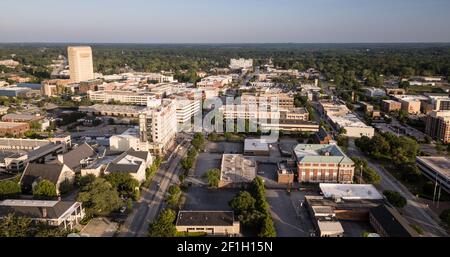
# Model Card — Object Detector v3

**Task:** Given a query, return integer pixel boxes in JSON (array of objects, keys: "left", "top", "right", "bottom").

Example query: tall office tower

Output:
[{"left": 68, "top": 46, "right": 94, "bottom": 82}]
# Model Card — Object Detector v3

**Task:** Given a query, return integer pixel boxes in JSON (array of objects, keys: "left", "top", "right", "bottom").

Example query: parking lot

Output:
[
  {"left": 193, "top": 152, "right": 222, "bottom": 179},
  {"left": 204, "top": 141, "right": 244, "bottom": 154},
  {"left": 266, "top": 189, "right": 314, "bottom": 237},
  {"left": 80, "top": 218, "right": 119, "bottom": 237},
  {"left": 183, "top": 187, "right": 240, "bottom": 211}
]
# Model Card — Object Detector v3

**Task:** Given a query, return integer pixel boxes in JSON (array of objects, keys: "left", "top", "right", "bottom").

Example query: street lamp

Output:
[{"left": 359, "top": 164, "right": 363, "bottom": 184}]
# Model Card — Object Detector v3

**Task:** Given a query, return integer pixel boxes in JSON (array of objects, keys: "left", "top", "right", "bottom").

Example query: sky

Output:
[{"left": 1, "top": 0, "right": 450, "bottom": 43}]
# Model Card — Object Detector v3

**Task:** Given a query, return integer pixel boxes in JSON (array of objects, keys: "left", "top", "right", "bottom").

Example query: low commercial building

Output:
[
  {"left": 219, "top": 154, "right": 256, "bottom": 188},
  {"left": 328, "top": 114, "right": 375, "bottom": 138},
  {"left": 277, "top": 162, "right": 294, "bottom": 185},
  {"left": 79, "top": 104, "right": 145, "bottom": 118},
  {"left": 304, "top": 196, "right": 344, "bottom": 237},
  {"left": 1, "top": 113, "right": 44, "bottom": 123},
  {"left": 318, "top": 101, "right": 350, "bottom": 117},
  {"left": 0, "top": 122, "right": 30, "bottom": 136},
  {"left": 294, "top": 144, "right": 354, "bottom": 184},
  {"left": 381, "top": 100, "right": 402, "bottom": 113},
  {"left": 425, "top": 111, "right": 450, "bottom": 143},
  {"left": 319, "top": 184, "right": 383, "bottom": 201},
  {"left": 416, "top": 156, "right": 450, "bottom": 193},
  {"left": 244, "top": 138, "right": 270, "bottom": 156},
  {"left": 400, "top": 98, "right": 421, "bottom": 114},
  {"left": 369, "top": 205, "right": 419, "bottom": 237},
  {"left": 197, "top": 75, "right": 233, "bottom": 88},
  {"left": 0, "top": 199, "right": 85, "bottom": 230},
  {"left": 0, "top": 86, "right": 30, "bottom": 97},
  {"left": 176, "top": 211, "right": 240, "bottom": 236}
]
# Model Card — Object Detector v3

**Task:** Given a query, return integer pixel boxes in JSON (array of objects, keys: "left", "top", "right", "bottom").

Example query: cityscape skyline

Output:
[{"left": 1, "top": 0, "right": 450, "bottom": 43}]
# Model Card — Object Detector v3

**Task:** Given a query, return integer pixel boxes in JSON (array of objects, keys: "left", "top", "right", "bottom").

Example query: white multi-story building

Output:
[
  {"left": 87, "top": 90, "right": 155, "bottom": 105},
  {"left": 328, "top": 114, "right": 375, "bottom": 138},
  {"left": 229, "top": 58, "right": 253, "bottom": 70},
  {"left": 173, "top": 96, "right": 201, "bottom": 126},
  {"left": 139, "top": 99, "right": 177, "bottom": 155},
  {"left": 67, "top": 46, "right": 94, "bottom": 82}
]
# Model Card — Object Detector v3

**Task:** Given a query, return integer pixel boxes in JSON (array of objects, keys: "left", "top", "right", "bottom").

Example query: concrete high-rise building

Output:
[
  {"left": 425, "top": 111, "right": 450, "bottom": 143},
  {"left": 68, "top": 46, "right": 94, "bottom": 82},
  {"left": 139, "top": 99, "right": 177, "bottom": 155}
]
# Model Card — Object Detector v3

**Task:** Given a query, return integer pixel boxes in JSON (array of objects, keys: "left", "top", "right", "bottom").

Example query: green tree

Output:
[
  {"left": 383, "top": 190, "right": 407, "bottom": 208},
  {"left": 0, "top": 180, "right": 21, "bottom": 200},
  {"left": 58, "top": 179, "right": 73, "bottom": 195},
  {"left": 258, "top": 216, "right": 276, "bottom": 237},
  {"left": 148, "top": 208, "right": 177, "bottom": 237},
  {"left": 203, "top": 169, "right": 220, "bottom": 188},
  {"left": 33, "top": 180, "right": 57, "bottom": 199},
  {"left": 77, "top": 178, "right": 123, "bottom": 217},
  {"left": 104, "top": 173, "right": 140, "bottom": 200},
  {"left": 230, "top": 191, "right": 256, "bottom": 215},
  {"left": 166, "top": 185, "right": 181, "bottom": 208},
  {"left": 0, "top": 214, "right": 32, "bottom": 237},
  {"left": 191, "top": 133, "right": 205, "bottom": 150}
]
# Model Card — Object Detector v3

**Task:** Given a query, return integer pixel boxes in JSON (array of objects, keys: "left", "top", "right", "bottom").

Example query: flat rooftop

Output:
[
  {"left": 79, "top": 104, "right": 145, "bottom": 113},
  {"left": 416, "top": 156, "right": 450, "bottom": 180},
  {"left": 220, "top": 154, "right": 256, "bottom": 184},
  {"left": 319, "top": 183, "right": 383, "bottom": 200},
  {"left": 244, "top": 138, "right": 270, "bottom": 152},
  {"left": 176, "top": 211, "right": 235, "bottom": 227},
  {"left": 0, "top": 122, "right": 28, "bottom": 129}
]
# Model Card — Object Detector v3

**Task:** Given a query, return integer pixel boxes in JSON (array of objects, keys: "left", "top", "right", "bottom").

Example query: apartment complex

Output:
[
  {"left": 139, "top": 99, "right": 177, "bottom": 155},
  {"left": 425, "top": 111, "right": 450, "bottom": 143},
  {"left": 293, "top": 144, "right": 355, "bottom": 184},
  {"left": 67, "top": 46, "right": 94, "bottom": 82}
]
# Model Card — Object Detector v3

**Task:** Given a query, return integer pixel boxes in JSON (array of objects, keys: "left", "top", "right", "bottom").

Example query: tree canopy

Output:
[
  {"left": 77, "top": 178, "right": 123, "bottom": 217},
  {"left": 32, "top": 180, "right": 57, "bottom": 199}
]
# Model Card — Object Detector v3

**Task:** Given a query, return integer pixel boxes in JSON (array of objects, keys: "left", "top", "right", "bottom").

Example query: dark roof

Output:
[
  {"left": 105, "top": 163, "right": 140, "bottom": 174},
  {"left": 176, "top": 211, "right": 235, "bottom": 227},
  {"left": 370, "top": 205, "right": 419, "bottom": 237},
  {"left": 21, "top": 163, "right": 65, "bottom": 186},
  {"left": 60, "top": 143, "right": 95, "bottom": 170},
  {"left": 0, "top": 200, "right": 78, "bottom": 219},
  {"left": 125, "top": 149, "right": 150, "bottom": 160},
  {"left": 316, "top": 127, "right": 331, "bottom": 141}
]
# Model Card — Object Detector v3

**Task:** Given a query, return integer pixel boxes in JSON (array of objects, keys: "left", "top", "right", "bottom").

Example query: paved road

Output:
[
  {"left": 347, "top": 139, "right": 447, "bottom": 237},
  {"left": 118, "top": 138, "right": 191, "bottom": 237}
]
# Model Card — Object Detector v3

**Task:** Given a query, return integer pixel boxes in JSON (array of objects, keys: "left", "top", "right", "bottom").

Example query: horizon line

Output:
[{"left": 1, "top": 41, "right": 450, "bottom": 45}]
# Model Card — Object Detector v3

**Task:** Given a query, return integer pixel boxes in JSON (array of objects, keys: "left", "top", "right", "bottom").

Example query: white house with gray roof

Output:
[{"left": 293, "top": 144, "right": 354, "bottom": 184}]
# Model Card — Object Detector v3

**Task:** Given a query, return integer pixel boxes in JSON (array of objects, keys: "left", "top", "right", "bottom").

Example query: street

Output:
[
  {"left": 347, "top": 139, "right": 448, "bottom": 237},
  {"left": 118, "top": 136, "right": 191, "bottom": 237}
]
